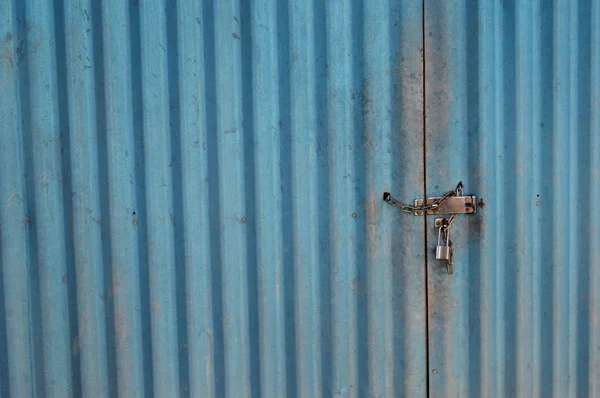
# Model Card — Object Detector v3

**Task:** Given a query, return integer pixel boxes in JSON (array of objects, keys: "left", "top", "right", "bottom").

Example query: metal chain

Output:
[
  {"left": 383, "top": 182, "right": 463, "bottom": 214},
  {"left": 446, "top": 243, "right": 454, "bottom": 274}
]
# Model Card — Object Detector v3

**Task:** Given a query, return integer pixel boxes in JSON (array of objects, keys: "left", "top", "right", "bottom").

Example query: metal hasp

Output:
[
  {"left": 382, "top": 181, "right": 477, "bottom": 216},
  {"left": 416, "top": 195, "right": 477, "bottom": 215},
  {"left": 412, "top": 181, "right": 476, "bottom": 215}
]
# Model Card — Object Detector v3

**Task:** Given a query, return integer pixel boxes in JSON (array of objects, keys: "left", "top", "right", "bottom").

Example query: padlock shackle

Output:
[{"left": 437, "top": 225, "right": 449, "bottom": 247}]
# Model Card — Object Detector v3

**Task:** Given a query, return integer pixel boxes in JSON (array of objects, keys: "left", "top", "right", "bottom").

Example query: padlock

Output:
[{"left": 436, "top": 225, "right": 451, "bottom": 260}]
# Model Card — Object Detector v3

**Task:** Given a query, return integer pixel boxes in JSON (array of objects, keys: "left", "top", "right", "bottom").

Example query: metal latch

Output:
[
  {"left": 409, "top": 183, "right": 476, "bottom": 216},
  {"left": 414, "top": 195, "right": 476, "bottom": 216},
  {"left": 382, "top": 182, "right": 477, "bottom": 274}
]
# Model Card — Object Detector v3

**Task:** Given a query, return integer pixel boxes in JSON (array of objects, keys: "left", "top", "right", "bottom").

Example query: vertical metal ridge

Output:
[
  {"left": 363, "top": 0, "right": 392, "bottom": 396},
  {"left": 138, "top": 0, "right": 180, "bottom": 394},
  {"left": 453, "top": 3, "right": 469, "bottom": 395},
  {"left": 492, "top": 2, "right": 507, "bottom": 396},
  {"left": 514, "top": 1, "right": 534, "bottom": 395},
  {"left": 574, "top": 3, "right": 594, "bottom": 397},
  {"left": 240, "top": 1, "right": 262, "bottom": 396},
  {"left": 531, "top": 1, "right": 544, "bottom": 396},
  {"left": 275, "top": 2, "right": 296, "bottom": 397},
  {"left": 314, "top": 4, "right": 333, "bottom": 397},
  {"left": 422, "top": 1, "right": 429, "bottom": 396},
  {"left": 0, "top": 1, "right": 35, "bottom": 396},
  {"left": 250, "top": 0, "right": 287, "bottom": 396},
  {"left": 214, "top": 1, "right": 251, "bottom": 396},
  {"left": 476, "top": 2, "right": 495, "bottom": 395},
  {"left": 165, "top": 0, "right": 189, "bottom": 394},
  {"left": 325, "top": 1, "right": 358, "bottom": 394},
  {"left": 589, "top": 2, "right": 600, "bottom": 395},
  {"left": 553, "top": 3, "right": 571, "bottom": 396},
  {"left": 388, "top": 1, "right": 427, "bottom": 395},
  {"left": 288, "top": 1, "right": 321, "bottom": 396},
  {"left": 102, "top": 0, "right": 145, "bottom": 395},
  {"left": 566, "top": 2, "right": 581, "bottom": 397},
  {"left": 424, "top": 0, "right": 448, "bottom": 395},
  {"left": 175, "top": 0, "right": 215, "bottom": 396},
  {"left": 64, "top": 0, "right": 109, "bottom": 395},
  {"left": 538, "top": 3, "right": 556, "bottom": 397},
  {"left": 464, "top": 1, "right": 483, "bottom": 396},
  {"left": 350, "top": 2, "right": 368, "bottom": 396},
  {"left": 201, "top": 0, "right": 226, "bottom": 396},
  {"left": 25, "top": 0, "right": 74, "bottom": 395}
]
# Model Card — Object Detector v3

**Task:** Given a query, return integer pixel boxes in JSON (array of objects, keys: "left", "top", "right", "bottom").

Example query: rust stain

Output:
[
  {"left": 205, "top": 329, "right": 214, "bottom": 347},
  {"left": 366, "top": 192, "right": 377, "bottom": 253},
  {"left": 5, "top": 192, "right": 21, "bottom": 208},
  {"left": 205, "top": 329, "right": 214, "bottom": 374},
  {"left": 116, "top": 311, "right": 130, "bottom": 342},
  {"left": 349, "top": 277, "right": 365, "bottom": 293},
  {"left": 275, "top": 261, "right": 281, "bottom": 297}
]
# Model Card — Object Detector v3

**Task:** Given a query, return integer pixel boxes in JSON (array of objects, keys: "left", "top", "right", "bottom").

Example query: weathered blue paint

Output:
[
  {"left": 425, "top": 0, "right": 600, "bottom": 397},
  {"left": 102, "top": 0, "right": 146, "bottom": 395},
  {"left": 0, "top": 0, "right": 426, "bottom": 397}
]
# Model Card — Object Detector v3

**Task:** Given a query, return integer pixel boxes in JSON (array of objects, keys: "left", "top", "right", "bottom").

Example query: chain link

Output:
[{"left": 446, "top": 246, "right": 454, "bottom": 274}]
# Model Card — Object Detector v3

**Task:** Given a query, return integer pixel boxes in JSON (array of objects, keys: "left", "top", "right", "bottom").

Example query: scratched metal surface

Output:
[
  {"left": 0, "top": 0, "right": 426, "bottom": 397},
  {"left": 425, "top": 0, "right": 600, "bottom": 397}
]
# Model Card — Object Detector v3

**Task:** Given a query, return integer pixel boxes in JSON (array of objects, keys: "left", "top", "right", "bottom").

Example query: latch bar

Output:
[{"left": 420, "top": 195, "right": 477, "bottom": 215}]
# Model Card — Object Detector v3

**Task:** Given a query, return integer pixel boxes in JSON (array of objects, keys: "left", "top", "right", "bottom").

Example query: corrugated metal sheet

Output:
[
  {"left": 0, "top": 0, "right": 426, "bottom": 397},
  {"left": 425, "top": 1, "right": 600, "bottom": 397}
]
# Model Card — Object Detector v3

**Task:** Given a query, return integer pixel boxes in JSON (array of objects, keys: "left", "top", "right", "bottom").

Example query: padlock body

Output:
[{"left": 436, "top": 246, "right": 450, "bottom": 260}]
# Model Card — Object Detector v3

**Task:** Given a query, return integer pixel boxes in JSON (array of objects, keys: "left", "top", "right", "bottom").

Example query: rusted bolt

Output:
[
  {"left": 432, "top": 369, "right": 437, "bottom": 374},
  {"left": 132, "top": 220, "right": 138, "bottom": 225},
  {"left": 352, "top": 213, "right": 357, "bottom": 218},
  {"left": 240, "top": 217, "right": 247, "bottom": 224}
]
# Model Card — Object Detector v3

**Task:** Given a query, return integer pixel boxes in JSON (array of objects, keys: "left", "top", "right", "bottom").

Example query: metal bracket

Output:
[
  {"left": 414, "top": 195, "right": 477, "bottom": 215},
  {"left": 413, "top": 199, "right": 425, "bottom": 216},
  {"left": 434, "top": 218, "right": 446, "bottom": 228}
]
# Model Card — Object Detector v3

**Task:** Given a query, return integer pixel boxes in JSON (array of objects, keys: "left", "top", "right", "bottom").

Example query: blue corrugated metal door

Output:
[
  {"left": 424, "top": 1, "right": 600, "bottom": 397},
  {"left": 2, "top": 0, "right": 599, "bottom": 396},
  {"left": 0, "top": 0, "right": 428, "bottom": 397}
]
